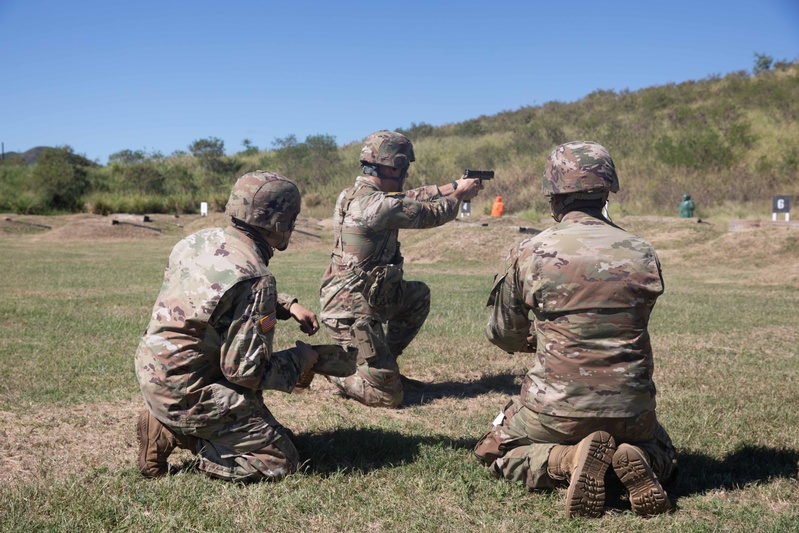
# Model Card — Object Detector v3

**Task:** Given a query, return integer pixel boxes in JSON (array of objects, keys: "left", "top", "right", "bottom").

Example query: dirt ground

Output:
[{"left": 2, "top": 212, "right": 798, "bottom": 484}]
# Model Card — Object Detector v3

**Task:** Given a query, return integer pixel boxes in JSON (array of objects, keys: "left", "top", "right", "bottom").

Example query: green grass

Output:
[{"left": 1, "top": 221, "right": 798, "bottom": 532}]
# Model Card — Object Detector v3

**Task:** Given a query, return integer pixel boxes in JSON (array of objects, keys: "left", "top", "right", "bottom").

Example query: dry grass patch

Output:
[{"left": 0, "top": 399, "right": 143, "bottom": 485}]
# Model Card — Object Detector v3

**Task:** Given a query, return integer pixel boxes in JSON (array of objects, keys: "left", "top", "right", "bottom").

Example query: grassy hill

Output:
[
  {"left": 388, "top": 61, "right": 799, "bottom": 220},
  {"left": 2, "top": 61, "right": 798, "bottom": 219},
  {"left": 250, "top": 60, "right": 799, "bottom": 220}
]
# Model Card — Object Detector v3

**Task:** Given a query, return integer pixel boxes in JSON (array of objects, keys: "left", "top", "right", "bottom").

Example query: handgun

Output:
[
  {"left": 461, "top": 169, "right": 494, "bottom": 204},
  {"left": 463, "top": 169, "right": 494, "bottom": 181}
]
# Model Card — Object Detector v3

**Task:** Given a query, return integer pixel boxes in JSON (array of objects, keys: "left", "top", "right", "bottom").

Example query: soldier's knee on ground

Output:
[
  {"left": 491, "top": 448, "right": 545, "bottom": 488},
  {"left": 651, "top": 422, "right": 679, "bottom": 484},
  {"left": 636, "top": 440, "right": 678, "bottom": 485},
  {"left": 196, "top": 431, "right": 300, "bottom": 482}
]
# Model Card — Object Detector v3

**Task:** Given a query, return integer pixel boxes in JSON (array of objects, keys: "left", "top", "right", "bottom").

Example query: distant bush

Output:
[
  {"left": 265, "top": 134, "right": 343, "bottom": 187},
  {"left": 753, "top": 52, "right": 773, "bottom": 75},
  {"left": 654, "top": 129, "right": 735, "bottom": 169},
  {"left": 8, "top": 191, "right": 48, "bottom": 214},
  {"left": 303, "top": 192, "right": 324, "bottom": 207},
  {"left": 31, "top": 146, "right": 93, "bottom": 211},
  {"left": 84, "top": 192, "right": 204, "bottom": 215},
  {"left": 239, "top": 138, "right": 259, "bottom": 156},
  {"left": 452, "top": 119, "right": 484, "bottom": 137},
  {"left": 396, "top": 122, "right": 436, "bottom": 139}
]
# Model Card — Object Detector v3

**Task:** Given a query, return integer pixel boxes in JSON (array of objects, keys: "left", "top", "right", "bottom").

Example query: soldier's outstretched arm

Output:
[{"left": 438, "top": 176, "right": 484, "bottom": 202}]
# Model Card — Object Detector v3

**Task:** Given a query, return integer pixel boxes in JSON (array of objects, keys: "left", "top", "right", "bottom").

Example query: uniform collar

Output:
[
  {"left": 355, "top": 175, "right": 382, "bottom": 191},
  {"left": 225, "top": 223, "right": 274, "bottom": 264}
]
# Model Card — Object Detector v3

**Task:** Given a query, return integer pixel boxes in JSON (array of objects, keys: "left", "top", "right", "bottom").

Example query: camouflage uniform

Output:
[
  {"left": 319, "top": 176, "right": 459, "bottom": 407},
  {"left": 135, "top": 172, "right": 312, "bottom": 481},
  {"left": 475, "top": 142, "right": 677, "bottom": 499}
]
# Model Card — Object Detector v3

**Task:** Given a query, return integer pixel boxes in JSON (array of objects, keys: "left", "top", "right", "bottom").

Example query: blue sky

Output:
[{"left": 1, "top": 0, "right": 798, "bottom": 164}]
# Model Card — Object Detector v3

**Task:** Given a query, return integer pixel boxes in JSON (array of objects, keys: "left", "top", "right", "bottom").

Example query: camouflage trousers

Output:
[
  {"left": 321, "top": 280, "right": 430, "bottom": 408},
  {"left": 179, "top": 404, "right": 300, "bottom": 482},
  {"left": 474, "top": 396, "right": 677, "bottom": 490}
]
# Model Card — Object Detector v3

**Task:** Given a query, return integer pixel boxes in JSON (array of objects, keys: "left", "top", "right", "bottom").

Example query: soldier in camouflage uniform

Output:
[
  {"left": 135, "top": 171, "right": 322, "bottom": 482},
  {"left": 474, "top": 142, "right": 677, "bottom": 518},
  {"left": 319, "top": 130, "right": 483, "bottom": 407}
]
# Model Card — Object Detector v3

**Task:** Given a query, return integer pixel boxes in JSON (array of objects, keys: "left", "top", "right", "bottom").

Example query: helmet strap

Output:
[
  {"left": 362, "top": 163, "right": 407, "bottom": 190},
  {"left": 264, "top": 229, "right": 291, "bottom": 251}
]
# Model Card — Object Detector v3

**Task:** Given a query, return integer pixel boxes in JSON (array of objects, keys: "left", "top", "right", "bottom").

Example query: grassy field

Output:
[{"left": 1, "top": 212, "right": 798, "bottom": 532}]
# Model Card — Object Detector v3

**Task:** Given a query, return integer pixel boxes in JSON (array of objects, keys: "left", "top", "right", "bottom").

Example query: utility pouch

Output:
[{"left": 363, "top": 263, "right": 405, "bottom": 310}]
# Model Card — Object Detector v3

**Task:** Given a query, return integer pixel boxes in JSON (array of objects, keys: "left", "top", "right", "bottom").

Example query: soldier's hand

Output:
[
  {"left": 295, "top": 341, "right": 319, "bottom": 375},
  {"left": 453, "top": 177, "right": 484, "bottom": 202},
  {"left": 289, "top": 302, "right": 320, "bottom": 335}
]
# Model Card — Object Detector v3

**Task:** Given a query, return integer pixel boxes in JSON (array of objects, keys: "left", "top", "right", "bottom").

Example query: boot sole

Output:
[
  {"left": 613, "top": 444, "right": 671, "bottom": 516},
  {"left": 566, "top": 431, "right": 616, "bottom": 518}
]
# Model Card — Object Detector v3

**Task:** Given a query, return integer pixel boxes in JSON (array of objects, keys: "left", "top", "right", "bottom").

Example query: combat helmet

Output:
[
  {"left": 359, "top": 130, "right": 416, "bottom": 169},
  {"left": 225, "top": 171, "right": 301, "bottom": 232},
  {"left": 543, "top": 141, "right": 619, "bottom": 196}
]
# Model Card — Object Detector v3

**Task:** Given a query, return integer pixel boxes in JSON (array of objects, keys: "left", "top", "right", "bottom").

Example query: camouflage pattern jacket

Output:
[
  {"left": 486, "top": 210, "right": 665, "bottom": 418},
  {"left": 135, "top": 226, "right": 306, "bottom": 429},
  {"left": 320, "top": 176, "right": 459, "bottom": 320}
]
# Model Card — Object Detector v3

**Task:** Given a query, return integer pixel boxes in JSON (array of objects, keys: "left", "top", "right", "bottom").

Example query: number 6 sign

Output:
[{"left": 773, "top": 196, "right": 791, "bottom": 221}]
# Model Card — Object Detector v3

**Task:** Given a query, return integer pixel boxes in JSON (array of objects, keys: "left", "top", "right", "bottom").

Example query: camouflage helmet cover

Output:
[
  {"left": 225, "top": 171, "right": 301, "bottom": 232},
  {"left": 543, "top": 141, "right": 619, "bottom": 196},
  {"left": 359, "top": 130, "right": 416, "bottom": 168}
]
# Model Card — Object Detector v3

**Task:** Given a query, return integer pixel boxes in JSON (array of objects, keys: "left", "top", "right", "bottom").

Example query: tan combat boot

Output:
[
  {"left": 547, "top": 431, "right": 616, "bottom": 518},
  {"left": 612, "top": 443, "right": 671, "bottom": 517},
  {"left": 136, "top": 409, "right": 196, "bottom": 478}
]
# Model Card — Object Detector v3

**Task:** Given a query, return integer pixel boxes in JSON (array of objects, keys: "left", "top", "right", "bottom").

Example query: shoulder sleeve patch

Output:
[{"left": 258, "top": 312, "right": 277, "bottom": 333}]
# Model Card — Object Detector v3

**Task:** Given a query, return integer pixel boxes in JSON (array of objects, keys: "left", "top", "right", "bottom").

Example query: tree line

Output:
[{"left": 0, "top": 134, "right": 348, "bottom": 215}]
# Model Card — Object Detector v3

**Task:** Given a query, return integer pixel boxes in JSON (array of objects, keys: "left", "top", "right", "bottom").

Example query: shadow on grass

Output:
[
  {"left": 668, "top": 445, "right": 799, "bottom": 502},
  {"left": 293, "top": 426, "right": 476, "bottom": 476},
  {"left": 399, "top": 372, "right": 520, "bottom": 407},
  {"left": 591, "top": 445, "right": 799, "bottom": 513}
]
